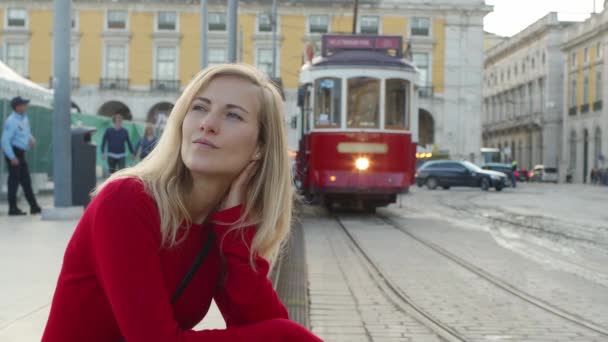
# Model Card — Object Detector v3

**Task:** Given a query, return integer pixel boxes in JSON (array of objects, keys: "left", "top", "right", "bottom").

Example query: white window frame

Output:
[
  {"left": 583, "top": 74, "right": 589, "bottom": 104},
  {"left": 5, "top": 8, "right": 28, "bottom": 30},
  {"left": 255, "top": 47, "right": 279, "bottom": 76},
  {"left": 597, "top": 42, "right": 603, "bottom": 59},
  {"left": 155, "top": 11, "right": 178, "bottom": 32},
  {"left": 208, "top": 12, "right": 226, "bottom": 32},
  {"left": 208, "top": 47, "right": 227, "bottom": 66},
  {"left": 584, "top": 47, "right": 589, "bottom": 63},
  {"left": 153, "top": 45, "right": 179, "bottom": 80},
  {"left": 307, "top": 14, "right": 329, "bottom": 34},
  {"left": 412, "top": 52, "right": 431, "bottom": 87},
  {"left": 596, "top": 71, "right": 602, "bottom": 101},
  {"left": 571, "top": 52, "right": 576, "bottom": 68},
  {"left": 358, "top": 15, "right": 381, "bottom": 35},
  {"left": 105, "top": 9, "right": 129, "bottom": 31},
  {"left": 410, "top": 17, "right": 431, "bottom": 37},
  {"left": 256, "top": 13, "right": 278, "bottom": 34},
  {"left": 3, "top": 42, "right": 28, "bottom": 77},
  {"left": 103, "top": 44, "right": 129, "bottom": 78}
]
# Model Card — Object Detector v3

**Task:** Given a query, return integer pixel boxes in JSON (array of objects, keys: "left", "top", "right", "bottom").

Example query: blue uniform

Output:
[{"left": 1, "top": 112, "right": 33, "bottom": 160}]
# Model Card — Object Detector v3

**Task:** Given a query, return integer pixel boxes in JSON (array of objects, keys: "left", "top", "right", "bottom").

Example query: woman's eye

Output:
[
  {"left": 192, "top": 105, "right": 208, "bottom": 112},
  {"left": 227, "top": 112, "right": 243, "bottom": 121}
]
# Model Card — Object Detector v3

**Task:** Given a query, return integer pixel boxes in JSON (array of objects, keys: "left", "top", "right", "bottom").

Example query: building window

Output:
[
  {"left": 597, "top": 42, "right": 602, "bottom": 59},
  {"left": 256, "top": 48, "right": 273, "bottom": 75},
  {"left": 208, "top": 12, "right": 226, "bottom": 31},
  {"left": 584, "top": 47, "right": 589, "bottom": 63},
  {"left": 411, "top": 17, "right": 430, "bottom": 36},
  {"left": 538, "top": 78, "right": 545, "bottom": 111},
  {"left": 208, "top": 48, "right": 226, "bottom": 66},
  {"left": 531, "top": 58, "right": 535, "bottom": 69},
  {"left": 571, "top": 52, "right": 576, "bottom": 68},
  {"left": 542, "top": 51, "right": 546, "bottom": 65},
  {"left": 570, "top": 79, "right": 577, "bottom": 107},
  {"left": 528, "top": 83, "right": 534, "bottom": 113},
  {"left": 155, "top": 46, "right": 177, "bottom": 80},
  {"left": 347, "top": 77, "right": 380, "bottom": 129},
  {"left": 308, "top": 15, "right": 328, "bottom": 34},
  {"left": 257, "top": 13, "right": 272, "bottom": 33},
  {"left": 569, "top": 131, "right": 576, "bottom": 171},
  {"left": 412, "top": 52, "right": 429, "bottom": 86},
  {"left": 5, "top": 43, "right": 27, "bottom": 76},
  {"left": 596, "top": 71, "right": 602, "bottom": 101},
  {"left": 359, "top": 16, "right": 379, "bottom": 34},
  {"left": 72, "top": 10, "right": 79, "bottom": 30},
  {"left": 71, "top": 44, "right": 79, "bottom": 78},
  {"left": 157, "top": 11, "right": 177, "bottom": 31},
  {"left": 107, "top": 10, "right": 127, "bottom": 30},
  {"left": 583, "top": 75, "right": 589, "bottom": 104},
  {"left": 314, "top": 77, "right": 342, "bottom": 128},
  {"left": 105, "top": 45, "right": 127, "bottom": 78},
  {"left": 7, "top": 8, "right": 27, "bottom": 28}
]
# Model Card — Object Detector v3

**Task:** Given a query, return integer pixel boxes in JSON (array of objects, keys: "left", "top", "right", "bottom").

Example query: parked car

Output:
[
  {"left": 481, "top": 163, "right": 514, "bottom": 187},
  {"left": 531, "top": 165, "right": 558, "bottom": 183},
  {"left": 415, "top": 160, "right": 507, "bottom": 191}
]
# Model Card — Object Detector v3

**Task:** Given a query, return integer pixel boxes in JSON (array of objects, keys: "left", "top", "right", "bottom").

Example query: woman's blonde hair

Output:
[{"left": 94, "top": 64, "right": 293, "bottom": 264}]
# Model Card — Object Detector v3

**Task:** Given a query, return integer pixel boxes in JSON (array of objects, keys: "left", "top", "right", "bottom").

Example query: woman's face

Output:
[{"left": 181, "top": 76, "right": 261, "bottom": 179}]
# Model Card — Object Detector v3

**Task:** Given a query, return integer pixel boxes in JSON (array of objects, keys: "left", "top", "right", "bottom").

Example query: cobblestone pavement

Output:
[
  {"left": 303, "top": 213, "right": 443, "bottom": 342},
  {"left": 337, "top": 214, "right": 607, "bottom": 341}
]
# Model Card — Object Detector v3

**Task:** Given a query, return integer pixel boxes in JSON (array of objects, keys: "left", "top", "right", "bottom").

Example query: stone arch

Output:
[
  {"left": 418, "top": 108, "right": 434, "bottom": 147},
  {"left": 97, "top": 100, "right": 133, "bottom": 121},
  {"left": 147, "top": 102, "right": 174, "bottom": 124}
]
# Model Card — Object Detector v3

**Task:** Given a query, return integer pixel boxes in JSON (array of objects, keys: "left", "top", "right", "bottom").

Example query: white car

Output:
[{"left": 532, "top": 165, "right": 558, "bottom": 183}]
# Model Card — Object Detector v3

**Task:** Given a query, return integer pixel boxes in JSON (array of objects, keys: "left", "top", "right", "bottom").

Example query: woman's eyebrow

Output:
[{"left": 194, "top": 97, "right": 249, "bottom": 114}]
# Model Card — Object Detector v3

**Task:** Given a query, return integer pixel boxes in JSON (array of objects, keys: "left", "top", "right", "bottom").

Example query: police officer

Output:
[{"left": 1, "top": 96, "right": 42, "bottom": 216}]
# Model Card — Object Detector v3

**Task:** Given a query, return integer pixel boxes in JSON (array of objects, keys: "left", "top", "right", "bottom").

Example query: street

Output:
[{"left": 1, "top": 183, "right": 607, "bottom": 341}]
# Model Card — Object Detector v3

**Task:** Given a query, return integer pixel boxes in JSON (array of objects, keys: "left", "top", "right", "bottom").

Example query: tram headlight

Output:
[{"left": 355, "top": 157, "right": 370, "bottom": 171}]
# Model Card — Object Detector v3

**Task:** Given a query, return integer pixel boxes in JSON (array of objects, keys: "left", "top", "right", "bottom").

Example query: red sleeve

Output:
[{"left": 210, "top": 205, "right": 289, "bottom": 327}]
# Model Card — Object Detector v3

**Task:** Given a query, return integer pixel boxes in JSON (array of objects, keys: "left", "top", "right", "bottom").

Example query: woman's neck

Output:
[{"left": 187, "top": 174, "right": 232, "bottom": 224}]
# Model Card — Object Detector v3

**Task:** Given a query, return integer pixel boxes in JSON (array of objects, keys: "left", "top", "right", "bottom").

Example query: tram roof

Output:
[{"left": 309, "top": 50, "right": 416, "bottom": 70}]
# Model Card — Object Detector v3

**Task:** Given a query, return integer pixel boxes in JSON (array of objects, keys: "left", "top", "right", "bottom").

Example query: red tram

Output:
[{"left": 294, "top": 34, "right": 419, "bottom": 211}]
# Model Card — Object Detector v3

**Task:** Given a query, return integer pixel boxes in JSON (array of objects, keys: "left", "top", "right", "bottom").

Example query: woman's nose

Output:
[{"left": 199, "top": 111, "right": 220, "bottom": 134}]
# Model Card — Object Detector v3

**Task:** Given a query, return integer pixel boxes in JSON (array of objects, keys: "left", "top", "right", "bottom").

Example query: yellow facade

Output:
[
  {"left": 6, "top": 6, "right": 448, "bottom": 94},
  {"left": 129, "top": 11, "right": 154, "bottom": 87},
  {"left": 432, "top": 18, "right": 445, "bottom": 94},
  {"left": 280, "top": 15, "right": 306, "bottom": 88},
  {"left": 79, "top": 10, "right": 103, "bottom": 85},
  {"left": 28, "top": 10, "right": 53, "bottom": 83},
  {"left": 577, "top": 50, "right": 583, "bottom": 108},
  {"left": 589, "top": 46, "right": 596, "bottom": 103}
]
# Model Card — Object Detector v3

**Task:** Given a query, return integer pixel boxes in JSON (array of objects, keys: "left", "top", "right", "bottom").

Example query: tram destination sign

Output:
[{"left": 322, "top": 35, "right": 403, "bottom": 58}]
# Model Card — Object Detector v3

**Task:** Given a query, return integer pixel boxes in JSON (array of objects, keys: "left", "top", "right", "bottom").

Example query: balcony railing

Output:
[
  {"left": 151, "top": 79, "right": 180, "bottom": 92},
  {"left": 48, "top": 77, "right": 80, "bottom": 89},
  {"left": 418, "top": 86, "right": 434, "bottom": 98},
  {"left": 593, "top": 100, "right": 603, "bottom": 111},
  {"left": 581, "top": 103, "right": 590, "bottom": 114},
  {"left": 568, "top": 106, "right": 577, "bottom": 116},
  {"left": 100, "top": 78, "right": 129, "bottom": 90}
]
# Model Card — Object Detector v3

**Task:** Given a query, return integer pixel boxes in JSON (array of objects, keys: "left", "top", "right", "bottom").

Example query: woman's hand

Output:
[{"left": 218, "top": 161, "right": 258, "bottom": 211}]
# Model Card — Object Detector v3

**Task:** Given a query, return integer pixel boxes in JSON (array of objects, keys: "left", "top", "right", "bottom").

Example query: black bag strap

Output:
[
  {"left": 119, "top": 230, "right": 216, "bottom": 341},
  {"left": 170, "top": 230, "right": 216, "bottom": 304}
]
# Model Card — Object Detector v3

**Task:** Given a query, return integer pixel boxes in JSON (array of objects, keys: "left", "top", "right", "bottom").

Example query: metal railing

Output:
[
  {"left": 581, "top": 103, "right": 589, "bottom": 114},
  {"left": 593, "top": 100, "right": 603, "bottom": 112},
  {"left": 48, "top": 77, "right": 80, "bottom": 89},
  {"left": 100, "top": 78, "right": 129, "bottom": 90},
  {"left": 150, "top": 79, "right": 180, "bottom": 91}
]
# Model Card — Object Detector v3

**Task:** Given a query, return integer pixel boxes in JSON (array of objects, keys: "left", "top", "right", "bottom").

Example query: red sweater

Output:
[{"left": 42, "top": 178, "right": 321, "bottom": 342}]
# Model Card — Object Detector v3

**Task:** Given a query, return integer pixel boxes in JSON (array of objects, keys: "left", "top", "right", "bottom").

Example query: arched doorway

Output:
[
  {"left": 595, "top": 127, "right": 602, "bottom": 168},
  {"left": 583, "top": 129, "right": 589, "bottom": 183},
  {"left": 147, "top": 102, "right": 174, "bottom": 124},
  {"left": 418, "top": 109, "right": 434, "bottom": 147},
  {"left": 97, "top": 101, "right": 133, "bottom": 121}
]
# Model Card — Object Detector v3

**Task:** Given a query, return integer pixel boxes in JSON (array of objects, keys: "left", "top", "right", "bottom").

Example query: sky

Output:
[{"left": 484, "top": 0, "right": 604, "bottom": 37}]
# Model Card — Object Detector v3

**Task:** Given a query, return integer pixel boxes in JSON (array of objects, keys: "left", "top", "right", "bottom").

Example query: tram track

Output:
[{"left": 333, "top": 211, "right": 608, "bottom": 341}]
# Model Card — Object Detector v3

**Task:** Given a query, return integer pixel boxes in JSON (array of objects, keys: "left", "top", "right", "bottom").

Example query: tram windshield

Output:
[
  {"left": 385, "top": 79, "right": 409, "bottom": 129},
  {"left": 314, "top": 77, "right": 341, "bottom": 128},
  {"left": 347, "top": 77, "right": 380, "bottom": 129}
]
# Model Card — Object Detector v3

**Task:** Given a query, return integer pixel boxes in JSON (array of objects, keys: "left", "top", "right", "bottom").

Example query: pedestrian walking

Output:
[
  {"left": 42, "top": 64, "right": 323, "bottom": 342},
  {"left": 100, "top": 114, "right": 134, "bottom": 174},
  {"left": 511, "top": 160, "right": 518, "bottom": 188},
  {"left": 134, "top": 123, "right": 157, "bottom": 161},
  {"left": 1, "top": 96, "right": 42, "bottom": 216}
]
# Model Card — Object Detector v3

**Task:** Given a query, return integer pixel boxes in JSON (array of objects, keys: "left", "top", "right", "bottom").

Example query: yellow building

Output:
[
  {"left": 0, "top": 0, "right": 491, "bottom": 156},
  {"left": 561, "top": 1, "right": 607, "bottom": 183}
]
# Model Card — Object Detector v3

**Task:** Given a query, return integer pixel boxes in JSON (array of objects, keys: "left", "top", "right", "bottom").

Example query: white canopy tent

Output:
[{"left": 0, "top": 60, "right": 53, "bottom": 108}]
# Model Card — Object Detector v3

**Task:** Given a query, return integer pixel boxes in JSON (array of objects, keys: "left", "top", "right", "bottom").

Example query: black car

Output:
[
  {"left": 415, "top": 160, "right": 508, "bottom": 191},
  {"left": 481, "top": 163, "right": 514, "bottom": 187}
]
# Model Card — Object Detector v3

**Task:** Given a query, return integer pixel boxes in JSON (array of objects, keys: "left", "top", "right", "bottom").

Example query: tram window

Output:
[
  {"left": 314, "top": 77, "right": 342, "bottom": 128},
  {"left": 385, "top": 79, "right": 409, "bottom": 129},
  {"left": 347, "top": 77, "right": 380, "bottom": 129}
]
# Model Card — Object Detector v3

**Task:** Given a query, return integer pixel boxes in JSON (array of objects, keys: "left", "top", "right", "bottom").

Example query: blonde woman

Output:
[
  {"left": 42, "top": 64, "right": 323, "bottom": 342},
  {"left": 135, "top": 123, "right": 158, "bottom": 160}
]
